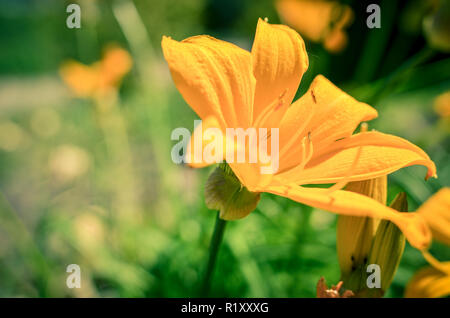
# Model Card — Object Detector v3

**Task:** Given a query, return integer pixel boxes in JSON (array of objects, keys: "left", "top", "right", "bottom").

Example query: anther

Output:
[
  {"left": 253, "top": 89, "right": 288, "bottom": 127},
  {"left": 297, "top": 134, "right": 314, "bottom": 171},
  {"left": 263, "top": 130, "right": 272, "bottom": 141},
  {"left": 274, "top": 89, "right": 288, "bottom": 110},
  {"left": 360, "top": 122, "right": 368, "bottom": 133},
  {"left": 311, "top": 89, "right": 317, "bottom": 103}
]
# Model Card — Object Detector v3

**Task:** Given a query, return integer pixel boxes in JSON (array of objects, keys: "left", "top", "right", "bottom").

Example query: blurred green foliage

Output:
[{"left": 0, "top": 0, "right": 449, "bottom": 298}]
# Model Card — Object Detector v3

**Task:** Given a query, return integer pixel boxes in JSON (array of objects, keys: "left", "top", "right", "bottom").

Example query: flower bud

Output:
[
  {"left": 361, "top": 192, "right": 407, "bottom": 297},
  {"left": 337, "top": 176, "right": 386, "bottom": 288}
]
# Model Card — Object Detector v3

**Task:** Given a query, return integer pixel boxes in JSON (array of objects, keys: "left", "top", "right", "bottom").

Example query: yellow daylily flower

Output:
[
  {"left": 434, "top": 91, "right": 450, "bottom": 119},
  {"left": 417, "top": 188, "right": 450, "bottom": 246},
  {"left": 60, "top": 45, "right": 132, "bottom": 98},
  {"left": 405, "top": 261, "right": 450, "bottom": 298},
  {"left": 161, "top": 18, "right": 437, "bottom": 250},
  {"left": 275, "top": 0, "right": 354, "bottom": 53},
  {"left": 405, "top": 188, "right": 450, "bottom": 298}
]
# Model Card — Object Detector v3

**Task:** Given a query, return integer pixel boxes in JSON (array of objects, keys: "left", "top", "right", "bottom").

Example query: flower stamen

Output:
[
  {"left": 253, "top": 89, "right": 288, "bottom": 127},
  {"left": 278, "top": 104, "right": 315, "bottom": 160},
  {"left": 311, "top": 89, "right": 317, "bottom": 103},
  {"left": 297, "top": 132, "right": 314, "bottom": 171},
  {"left": 326, "top": 145, "right": 363, "bottom": 194}
]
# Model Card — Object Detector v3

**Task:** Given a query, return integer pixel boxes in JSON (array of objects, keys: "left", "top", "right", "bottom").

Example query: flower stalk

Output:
[{"left": 201, "top": 211, "right": 227, "bottom": 296}]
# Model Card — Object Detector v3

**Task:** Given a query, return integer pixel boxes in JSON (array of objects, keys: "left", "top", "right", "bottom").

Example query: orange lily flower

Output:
[
  {"left": 60, "top": 45, "right": 132, "bottom": 98},
  {"left": 405, "top": 261, "right": 450, "bottom": 298},
  {"left": 434, "top": 91, "right": 450, "bottom": 119},
  {"left": 405, "top": 188, "right": 450, "bottom": 297},
  {"left": 275, "top": 0, "right": 354, "bottom": 53},
  {"left": 417, "top": 188, "right": 450, "bottom": 246},
  {"left": 161, "top": 19, "right": 436, "bottom": 250}
]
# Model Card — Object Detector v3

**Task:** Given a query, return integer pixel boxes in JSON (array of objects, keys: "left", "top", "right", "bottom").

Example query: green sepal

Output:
[{"left": 204, "top": 164, "right": 260, "bottom": 220}]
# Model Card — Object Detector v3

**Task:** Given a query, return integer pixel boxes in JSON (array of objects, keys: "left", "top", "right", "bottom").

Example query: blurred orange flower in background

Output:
[
  {"left": 405, "top": 188, "right": 450, "bottom": 298},
  {"left": 434, "top": 91, "right": 450, "bottom": 119},
  {"left": 275, "top": 0, "right": 354, "bottom": 53},
  {"left": 60, "top": 45, "right": 133, "bottom": 98},
  {"left": 417, "top": 188, "right": 450, "bottom": 247},
  {"left": 405, "top": 262, "right": 450, "bottom": 298}
]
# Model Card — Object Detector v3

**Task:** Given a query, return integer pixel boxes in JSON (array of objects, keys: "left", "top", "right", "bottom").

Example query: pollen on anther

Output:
[
  {"left": 274, "top": 89, "right": 288, "bottom": 110},
  {"left": 311, "top": 90, "right": 317, "bottom": 103},
  {"left": 360, "top": 122, "right": 368, "bottom": 132},
  {"left": 264, "top": 17, "right": 269, "bottom": 22}
]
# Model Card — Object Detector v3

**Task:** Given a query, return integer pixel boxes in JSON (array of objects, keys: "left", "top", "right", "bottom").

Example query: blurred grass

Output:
[{"left": 0, "top": 0, "right": 449, "bottom": 298}]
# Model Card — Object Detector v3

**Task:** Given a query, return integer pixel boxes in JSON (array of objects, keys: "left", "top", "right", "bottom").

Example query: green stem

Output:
[
  {"left": 0, "top": 191, "right": 51, "bottom": 296},
  {"left": 95, "top": 98, "right": 141, "bottom": 221},
  {"left": 354, "top": 0, "right": 398, "bottom": 83},
  {"left": 201, "top": 212, "right": 227, "bottom": 296}
]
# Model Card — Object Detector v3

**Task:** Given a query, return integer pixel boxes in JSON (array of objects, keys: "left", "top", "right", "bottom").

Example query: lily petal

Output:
[
  {"left": 60, "top": 61, "right": 100, "bottom": 97},
  {"left": 262, "top": 183, "right": 432, "bottom": 250},
  {"left": 278, "top": 75, "right": 378, "bottom": 171},
  {"left": 323, "top": 29, "right": 348, "bottom": 53},
  {"left": 251, "top": 18, "right": 309, "bottom": 127},
  {"left": 278, "top": 130, "right": 437, "bottom": 184},
  {"left": 186, "top": 116, "right": 224, "bottom": 168},
  {"left": 405, "top": 262, "right": 450, "bottom": 298},
  {"left": 276, "top": 0, "right": 335, "bottom": 42},
  {"left": 417, "top": 188, "right": 450, "bottom": 245},
  {"left": 162, "top": 35, "right": 255, "bottom": 128}
]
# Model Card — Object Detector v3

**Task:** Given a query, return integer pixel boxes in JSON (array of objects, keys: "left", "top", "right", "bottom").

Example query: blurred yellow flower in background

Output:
[
  {"left": 275, "top": 0, "right": 354, "bottom": 53},
  {"left": 434, "top": 91, "right": 450, "bottom": 119},
  {"left": 48, "top": 144, "right": 91, "bottom": 183},
  {"left": 162, "top": 18, "right": 437, "bottom": 250},
  {"left": 405, "top": 188, "right": 450, "bottom": 298},
  {"left": 74, "top": 212, "right": 106, "bottom": 252},
  {"left": 405, "top": 262, "right": 450, "bottom": 298},
  {"left": 60, "top": 45, "right": 132, "bottom": 99},
  {"left": 417, "top": 188, "right": 450, "bottom": 246}
]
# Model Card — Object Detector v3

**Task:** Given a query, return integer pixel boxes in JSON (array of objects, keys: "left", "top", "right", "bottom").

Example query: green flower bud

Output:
[
  {"left": 337, "top": 176, "right": 386, "bottom": 289},
  {"left": 360, "top": 192, "right": 407, "bottom": 297},
  {"left": 205, "top": 163, "right": 260, "bottom": 220}
]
